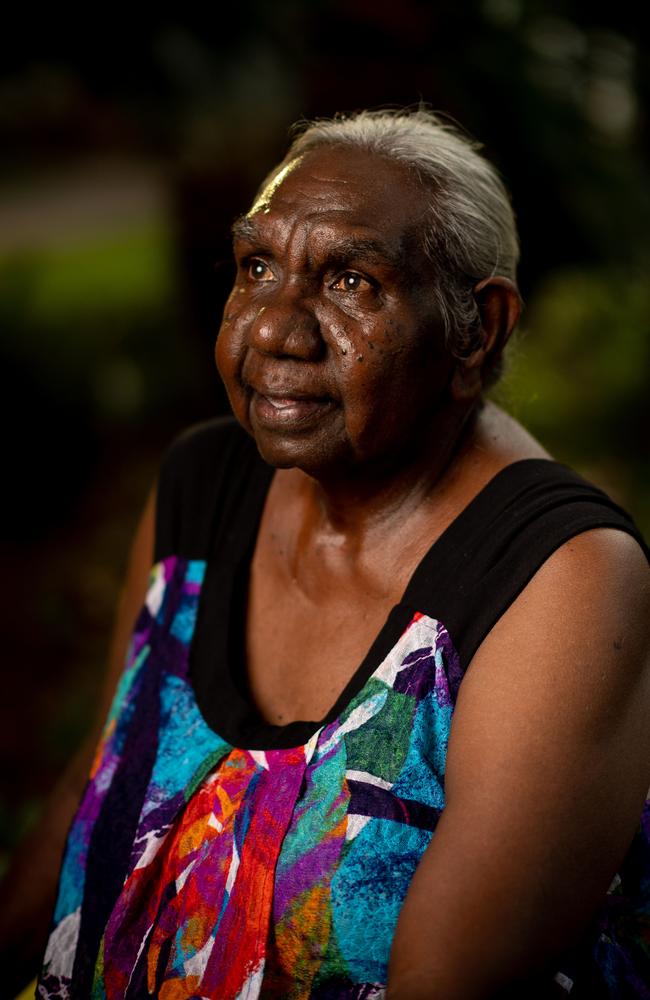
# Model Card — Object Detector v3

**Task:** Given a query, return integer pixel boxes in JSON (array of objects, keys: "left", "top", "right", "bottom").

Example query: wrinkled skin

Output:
[
  {"left": 216, "top": 146, "right": 463, "bottom": 482},
  {"left": 214, "top": 141, "right": 528, "bottom": 730}
]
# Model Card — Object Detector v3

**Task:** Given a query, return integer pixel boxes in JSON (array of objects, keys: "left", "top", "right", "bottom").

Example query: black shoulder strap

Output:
[
  {"left": 404, "top": 459, "right": 649, "bottom": 671},
  {"left": 154, "top": 416, "right": 271, "bottom": 562}
]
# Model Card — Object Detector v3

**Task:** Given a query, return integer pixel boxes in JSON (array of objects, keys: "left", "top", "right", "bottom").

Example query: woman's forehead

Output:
[
  {"left": 249, "top": 157, "right": 306, "bottom": 215},
  {"left": 244, "top": 145, "right": 429, "bottom": 240}
]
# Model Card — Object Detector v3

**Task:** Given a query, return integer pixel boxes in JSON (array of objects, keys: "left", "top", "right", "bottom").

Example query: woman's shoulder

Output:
[
  {"left": 464, "top": 403, "right": 648, "bottom": 578},
  {"left": 413, "top": 404, "right": 649, "bottom": 672}
]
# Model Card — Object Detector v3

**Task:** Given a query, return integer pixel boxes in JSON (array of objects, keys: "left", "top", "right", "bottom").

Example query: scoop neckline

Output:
[{"left": 189, "top": 455, "right": 562, "bottom": 750}]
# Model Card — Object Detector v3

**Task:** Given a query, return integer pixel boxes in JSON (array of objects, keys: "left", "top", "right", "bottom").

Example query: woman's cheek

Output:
[
  {"left": 215, "top": 320, "right": 244, "bottom": 393},
  {"left": 325, "top": 317, "right": 356, "bottom": 359}
]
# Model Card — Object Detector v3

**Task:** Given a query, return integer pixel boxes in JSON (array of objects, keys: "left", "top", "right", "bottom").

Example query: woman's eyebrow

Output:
[
  {"left": 325, "top": 236, "right": 403, "bottom": 269},
  {"left": 231, "top": 216, "right": 260, "bottom": 243},
  {"left": 231, "top": 217, "right": 404, "bottom": 269}
]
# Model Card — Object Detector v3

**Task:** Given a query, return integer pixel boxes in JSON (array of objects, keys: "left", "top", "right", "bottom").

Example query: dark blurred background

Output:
[{"left": 1, "top": 0, "right": 648, "bottom": 872}]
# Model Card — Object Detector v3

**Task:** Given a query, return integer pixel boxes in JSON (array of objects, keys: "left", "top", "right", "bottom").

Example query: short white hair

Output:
[{"left": 277, "top": 109, "right": 520, "bottom": 377}]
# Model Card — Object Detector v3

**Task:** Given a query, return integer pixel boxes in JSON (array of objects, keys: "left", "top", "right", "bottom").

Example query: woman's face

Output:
[{"left": 216, "top": 145, "right": 457, "bottom": 478}]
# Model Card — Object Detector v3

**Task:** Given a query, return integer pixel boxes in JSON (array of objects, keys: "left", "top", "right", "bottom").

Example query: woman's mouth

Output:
[{"left": 250, "top": 390, "right": 335, "bottom": 429}]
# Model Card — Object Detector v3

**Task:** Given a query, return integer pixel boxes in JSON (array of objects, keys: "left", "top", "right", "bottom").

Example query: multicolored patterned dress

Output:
[{"left": 38, "top": 419, "right": 650, "bottom": 998}]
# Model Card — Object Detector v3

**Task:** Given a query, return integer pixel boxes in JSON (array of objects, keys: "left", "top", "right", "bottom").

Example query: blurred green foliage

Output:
[
  {"left": 1, "top": 220, "right": 186, "bottom": 416},
  {"left": 496, "top": 263, "right": 650, "bottom": 530},
  {"left": 16, "top": 224, "right": 168, "bottom": 322}
]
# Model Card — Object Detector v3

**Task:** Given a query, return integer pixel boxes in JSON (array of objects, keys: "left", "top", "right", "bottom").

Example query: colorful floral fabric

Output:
[{"left": 39, "top": 556, "right": 650, "bottom": 998}]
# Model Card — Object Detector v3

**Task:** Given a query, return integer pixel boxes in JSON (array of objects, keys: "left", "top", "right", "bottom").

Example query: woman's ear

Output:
[{"left": 450, "top": 277, "right": 521, "bottom": 402}]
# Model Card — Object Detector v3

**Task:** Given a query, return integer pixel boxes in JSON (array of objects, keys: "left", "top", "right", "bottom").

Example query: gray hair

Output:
[{"left": 276, "top": 109, "right": 520, "bottom": 375}]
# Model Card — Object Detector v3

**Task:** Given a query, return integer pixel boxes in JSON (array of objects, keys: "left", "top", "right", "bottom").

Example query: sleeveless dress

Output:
[{"left": 38, "top": 417, "right": 650, "bottom": 999}]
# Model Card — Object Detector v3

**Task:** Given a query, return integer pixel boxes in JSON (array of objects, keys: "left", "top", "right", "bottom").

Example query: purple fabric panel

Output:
[
  {"left": 392, "top": 648, "right": 438, "bottom": 699},
  {"left": 437, "top": 626, "right": 464, "bottom": 701},
  {"left": 347, "top": 780, "right": 441, "bottom": 831},
  {"left": 273, "top": 837, "right": 346, "bottom": 921}
]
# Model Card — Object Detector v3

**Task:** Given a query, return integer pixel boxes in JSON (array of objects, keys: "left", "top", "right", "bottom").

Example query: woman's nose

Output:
[{"left": 247, "top": 291, "right": 323, "bottom": 362}]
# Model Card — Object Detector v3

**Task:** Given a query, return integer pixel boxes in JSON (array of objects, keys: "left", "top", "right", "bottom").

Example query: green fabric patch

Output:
[{"left": 344, "top": 683, "right": 415, "bottom": 782}]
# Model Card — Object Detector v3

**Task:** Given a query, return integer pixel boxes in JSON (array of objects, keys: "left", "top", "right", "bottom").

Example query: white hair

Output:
[{"left": 277, "top": 109, "right": 520, "bottom": 377}]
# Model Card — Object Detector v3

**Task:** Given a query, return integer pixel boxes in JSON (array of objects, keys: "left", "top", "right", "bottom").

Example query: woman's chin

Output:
[{"left": 253, "top": 435, "right": 349, "bottom": 477}]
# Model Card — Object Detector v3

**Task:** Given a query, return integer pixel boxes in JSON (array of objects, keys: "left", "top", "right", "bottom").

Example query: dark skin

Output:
[
  {"left": 216, "top": 146, "right": 650, "bottom": 997},
  {"left": 3, "top": 146, "right": 648, "bottom": 998},
  {"left": 217, "top": 147, "right": 531, "bottom": 725}
]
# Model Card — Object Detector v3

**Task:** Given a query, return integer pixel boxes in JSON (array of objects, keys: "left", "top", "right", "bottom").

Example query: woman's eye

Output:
[
  {"left": 247, "top": 259, "right": 273, "bottom": 281},
  {"left": 332, "top": 271, "right": 370, "bottom": 293}
]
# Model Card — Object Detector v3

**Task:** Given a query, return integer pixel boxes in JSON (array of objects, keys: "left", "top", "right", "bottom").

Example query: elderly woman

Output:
[{"left": 17, "top": 110, "right": 650, "bottom": 997}]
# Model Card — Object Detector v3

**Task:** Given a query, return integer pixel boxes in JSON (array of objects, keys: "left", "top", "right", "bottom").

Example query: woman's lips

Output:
[{"left": 250, "top": 390, "right": 334, "bottom": 428}]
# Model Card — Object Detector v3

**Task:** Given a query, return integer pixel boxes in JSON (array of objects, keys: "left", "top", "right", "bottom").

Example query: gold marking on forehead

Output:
[{"left": 248, "top": 156, "right": 304, "bottom": 215}]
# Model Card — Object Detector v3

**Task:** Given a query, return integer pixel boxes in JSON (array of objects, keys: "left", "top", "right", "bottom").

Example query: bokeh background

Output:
[{"left": 1, "top": 0, "right": 648, "bottom": 872}]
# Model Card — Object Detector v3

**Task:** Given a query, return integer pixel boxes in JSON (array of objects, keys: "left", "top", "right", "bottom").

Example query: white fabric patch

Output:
[
  {"left": 235, "top": 960, "right": 265, "bottom": 999},
  {"left": 145, "top": 563, "right": 166, "bottom": 617},
  {"left": 134, "top": 825, "right": 171, "bottom": 871},
  {"left": 248, "top": 750, "right": 269, "bottom": 770},
  {"left": 43, "top": 907, "right": 81, "bottom": 979},
  {"left": 176, "top": 857, "right": 197, "bottom": 893},
  {"left": 225, "top": 839, "right": 240, "bottom": 895},
  {"left": 345, "top": 814, "right": 371, "bottom": 840},
  {"left": 304, "top": 728, "right": 321, "bottom": 764},
  {"left": 376, "top": 615, "right": 440, "bottom": 688},
  {"left": 184, "top": 931, "right": 216, "bottom": 979},
  {"left": 207, "top": 811, "right": 223, "bottom": 832},
  {"left": 346, "top": 769, "right": 392, "bottom": 790},
  {"left": 608, "top": 872, "right": 622, "bottom": 893},
  {"left": 554, "top": 971, "right": 574, "bottom": 992}
]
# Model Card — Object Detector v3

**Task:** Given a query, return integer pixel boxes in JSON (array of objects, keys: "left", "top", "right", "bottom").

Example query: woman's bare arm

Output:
[
  {"left": 0, "top": 489, "right": 156, "bottom": 998},
  {"left": 387, "top": 528, "right": 650, "bottom": 999}
]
